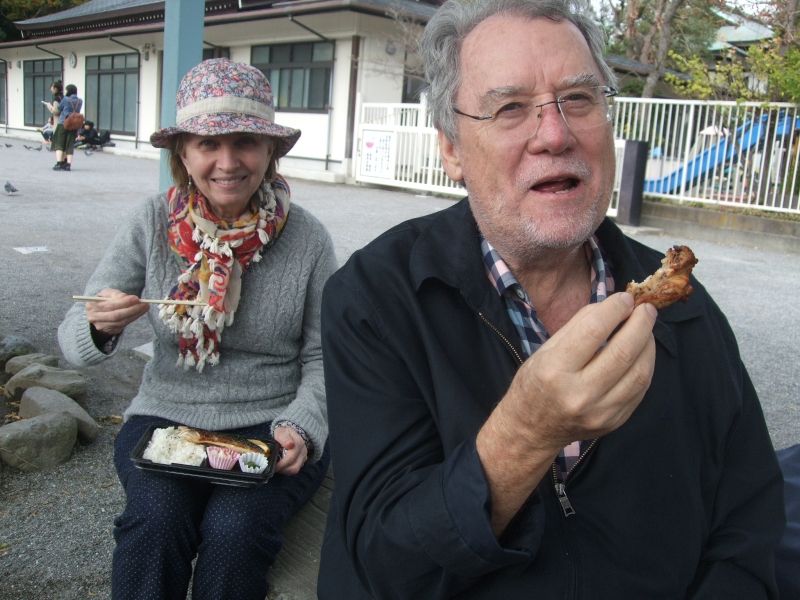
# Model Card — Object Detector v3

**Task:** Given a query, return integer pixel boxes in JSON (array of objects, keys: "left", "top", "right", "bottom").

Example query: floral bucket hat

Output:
[{"left": 150, "top": 58, "right": 300, "bottom": 158}]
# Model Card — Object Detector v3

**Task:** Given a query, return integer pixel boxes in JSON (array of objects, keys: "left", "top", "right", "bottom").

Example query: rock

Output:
[
  {"left": 19, "top": 387, "right": 100, "bottom": 443},
  {"left": 4, "top": 364, "right": 87, "bottom": 401},
  {"left": 5, "top": 353, "right": 60, "bottom": 375},
  {"left": 0, "top": 335, "right": 37, "bottom": 370},
  {"left": 0, "top": 412, "right": 77, "bottom": 471}
]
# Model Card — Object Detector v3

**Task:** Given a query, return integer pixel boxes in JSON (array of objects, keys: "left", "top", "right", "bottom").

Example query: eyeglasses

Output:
[{"left": 453, "top": 85, "right": 617, "bottom": 144}]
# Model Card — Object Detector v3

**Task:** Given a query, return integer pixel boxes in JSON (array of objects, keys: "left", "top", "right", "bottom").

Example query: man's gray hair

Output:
[{"left": 419, "top": 0, "right": 617, "bottom": 142}]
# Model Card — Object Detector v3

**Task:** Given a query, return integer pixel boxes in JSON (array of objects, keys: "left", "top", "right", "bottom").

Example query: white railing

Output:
[
  {"left": 355, "top": 98, "right": 800, "bottom": 216},
  {"left": 356, "top": 100, "right": 464, "bottom": 197},
  {"left": 614, "top": 97, "right": 800, "bottom": 214}
]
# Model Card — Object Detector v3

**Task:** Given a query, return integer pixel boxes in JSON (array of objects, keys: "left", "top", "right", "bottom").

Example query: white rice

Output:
[{"left": 142, "top": 426, "right": 206, "bottom": 466}]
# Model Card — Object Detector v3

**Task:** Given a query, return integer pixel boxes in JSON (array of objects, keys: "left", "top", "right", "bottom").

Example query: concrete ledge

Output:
[
  {"left": 641, "top": 201, "right": 800, "bottom": 254},
  {"left": 617, "top": 224, "right": 663, "bottom": 237},
  {"left": 132, "top": 342, "right": 153, "bottom": 361},
  {"left": 101, "top": 146, "right": 159, "bottom": 160},
  {"left": 268, "top": 471, "right": 333, "bottom": 599},
  {"left": 281, "top": 166, "right": 346, "bottom": 184}
]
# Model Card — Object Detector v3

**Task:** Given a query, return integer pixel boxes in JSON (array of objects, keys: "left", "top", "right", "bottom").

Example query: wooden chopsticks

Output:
[{"left": 72, "top": 295, "right": 207, "bottom": 307}]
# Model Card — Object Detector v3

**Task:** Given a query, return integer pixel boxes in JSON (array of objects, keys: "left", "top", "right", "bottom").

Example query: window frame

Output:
[
  {"left": 251, "top": 41, "right": 333, "bottom": 113},
  {"left": 22, "top": 58, "right": 63, "bottom": 127},
  {"left": 85, "top": 52, "right": 139, "bottom": 136},
  {"left": 0, "top": 61, "right": 6, "bottom": 125}
]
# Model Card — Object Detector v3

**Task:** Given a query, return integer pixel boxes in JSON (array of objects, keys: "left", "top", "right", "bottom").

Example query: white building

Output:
[{"left": 0, "top": 0, "right": 437, "bottom": 182}]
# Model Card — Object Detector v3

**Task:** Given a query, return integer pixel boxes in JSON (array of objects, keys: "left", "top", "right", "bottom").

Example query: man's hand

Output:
[
  {"left": 273, "top": 425, "right": 309, "bottom": 476},
  {"left": 477, "top": 292, "right": 657, "bottom": 533},
  {"left": 505, "top": 292, "right": 656, "bottom": 449},
  {"left": 85, "top": 288, "right": 149, "bottom": 335}
]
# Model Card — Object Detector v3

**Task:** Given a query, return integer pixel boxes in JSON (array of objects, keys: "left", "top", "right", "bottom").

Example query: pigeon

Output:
[
  {"left": 84, "top": 148, "right": 95, "bottom": 157},
  {"left": 4, "top": 143, "right": 12, "bottom": 148},
  {"left": 23, "top": 144, "right": 34, "bottom": 150},
  {"left": 4, "top": 181, "right": 18, "bottom": 194},
  {"left": 35, "top": 145, "right": 43, "bottom": 151}
]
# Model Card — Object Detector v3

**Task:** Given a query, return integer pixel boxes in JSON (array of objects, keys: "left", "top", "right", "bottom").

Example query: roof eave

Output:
[
  {"left": 10, "top": 0, "right": 435, "bottom": 41},
  {"left": 15, "top": 5, "right": 163, "bottom": 32},
  {"left": 211, "top": 0, "right": 436, "bottom": 26},
  {"left": 0, "top": 21, "right": 165, "bottom": 49}
]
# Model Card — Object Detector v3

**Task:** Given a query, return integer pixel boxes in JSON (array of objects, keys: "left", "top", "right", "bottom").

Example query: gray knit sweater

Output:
[{"left": 58, "top": 193, "right": 337, "bottom": 462}]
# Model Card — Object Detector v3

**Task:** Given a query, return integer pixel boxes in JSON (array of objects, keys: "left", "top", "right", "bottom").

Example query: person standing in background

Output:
[
  {"left": 52, "top": 83, "right": 83, "bottom": 171},
  {"left": 41, "top": 80, "right": 64, "bottom": 152},
  {"left": 46, "top": 80, "right": 64, "bottom": 113}
]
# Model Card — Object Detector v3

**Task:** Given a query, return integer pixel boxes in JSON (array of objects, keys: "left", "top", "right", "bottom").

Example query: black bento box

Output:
[{"left": 131, "top": 425, "right": 279, "bottom": 487}]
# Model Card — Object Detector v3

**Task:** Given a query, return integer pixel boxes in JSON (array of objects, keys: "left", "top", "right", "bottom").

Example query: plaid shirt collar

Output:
[{"left": 482, "top": 235, "right": 614, "bottom": 356}]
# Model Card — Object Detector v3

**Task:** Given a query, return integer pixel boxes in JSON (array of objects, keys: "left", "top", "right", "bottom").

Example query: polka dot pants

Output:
[{"left": 112, "top": 415, "right": 329, "bottom": 600}]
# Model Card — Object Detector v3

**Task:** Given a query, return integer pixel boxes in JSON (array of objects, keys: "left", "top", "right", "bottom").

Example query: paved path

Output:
[{"left": 0, "top": 139, "right": 797, "bottom": 598}]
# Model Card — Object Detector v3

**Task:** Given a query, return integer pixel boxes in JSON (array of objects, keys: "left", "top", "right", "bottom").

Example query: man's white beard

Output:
[{"left": 468, "top": 181, "right": 606, "bottom": 266}]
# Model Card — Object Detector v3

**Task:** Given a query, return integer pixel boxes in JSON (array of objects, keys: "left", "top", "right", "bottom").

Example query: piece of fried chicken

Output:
[{"left": 626, "top": 245, "right": 698, "bottom": 309}]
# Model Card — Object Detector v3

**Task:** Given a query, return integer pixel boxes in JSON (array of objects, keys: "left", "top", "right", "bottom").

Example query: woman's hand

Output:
[
  {"left": 86, "top": 288, "right": 149, "bottom": 335},
  {"left": 273, "top": 425, "right": 309, "bottom": 476}
]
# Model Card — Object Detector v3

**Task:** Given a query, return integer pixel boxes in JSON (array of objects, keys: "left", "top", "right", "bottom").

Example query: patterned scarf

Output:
[{"left": 159, "top": 176, "right": 291, "bottom": 371}]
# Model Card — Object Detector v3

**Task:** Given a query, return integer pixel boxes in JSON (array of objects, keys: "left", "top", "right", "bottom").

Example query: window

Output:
[
  {"left": 202, "top": 47, "right": 230, "bottom": 61},
  {"left": 0, "top": 61, "right": 6, "bottom": 124},
  {"left": 402, "top": 48, "right": 426, "bottom": 103},
  {"left": 85, "top": 53, "right": 139, "bottom": 135},
  {"left": 402, "top": 75, "right": 426, "bottom": 103},
  {"left": 251, "top": 41, "right": 333, "bottom": 111},
  {"left": 23, "top": 59, "right": 62, "bottom": 127}
]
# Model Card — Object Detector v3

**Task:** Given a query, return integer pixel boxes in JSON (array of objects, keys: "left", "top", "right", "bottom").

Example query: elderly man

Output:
[{"left": 318, "top": 1, "right": 784, "bottom": 597}]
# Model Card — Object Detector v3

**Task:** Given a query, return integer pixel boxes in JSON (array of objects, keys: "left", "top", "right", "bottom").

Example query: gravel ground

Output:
[{"left": 0, "top": 139, "right": 797, "bottom": 599}]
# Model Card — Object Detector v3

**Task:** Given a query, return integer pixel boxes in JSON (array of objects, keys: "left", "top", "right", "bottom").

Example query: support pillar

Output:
[{"left": 158, "top": 0, "right": 204, "bottom": 191}]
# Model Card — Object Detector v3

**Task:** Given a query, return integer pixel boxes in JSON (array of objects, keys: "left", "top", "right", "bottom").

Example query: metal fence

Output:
[
  {"left": 614, "top": 97, "right": 800, "bottom": 214},
  {"left": 356, "top": 97, "right": 800, "bottom": 216}
]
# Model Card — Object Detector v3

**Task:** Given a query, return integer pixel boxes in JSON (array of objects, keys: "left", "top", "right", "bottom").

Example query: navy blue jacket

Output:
[
  {"left": 318, "top": 199, "right": 784, "bottom": 599},
  {"left": 776, "top": 443, "right": 800, "bottom": 598}
]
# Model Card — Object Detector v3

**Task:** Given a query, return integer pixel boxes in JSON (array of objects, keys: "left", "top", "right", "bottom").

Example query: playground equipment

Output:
[{"left": 644, "top": 113, "right": 800, "bottom": 194}]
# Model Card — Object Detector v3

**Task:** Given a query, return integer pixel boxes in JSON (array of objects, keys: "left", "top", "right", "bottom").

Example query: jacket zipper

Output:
[
  {"left": 552, "top": 438, "right": 599, "bottom": 517},
  {"left": 478, "top": 311, "right": 599, "bottom": 518},
  {"left": 477, "top": 312, "right": 524, "bottom": 365},
  {"left": 554, "top": 480, "right": 576, "bottom": 517}
]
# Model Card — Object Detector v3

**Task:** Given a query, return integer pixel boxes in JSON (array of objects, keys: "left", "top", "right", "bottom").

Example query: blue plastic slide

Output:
[{"left": 644, "top": 113, "right": 800, "bottom": 194}]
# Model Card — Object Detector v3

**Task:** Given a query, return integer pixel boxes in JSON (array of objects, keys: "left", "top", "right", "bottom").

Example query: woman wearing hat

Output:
[{"left": 58, "top": 59, "right": 336, "bottom": 599}]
